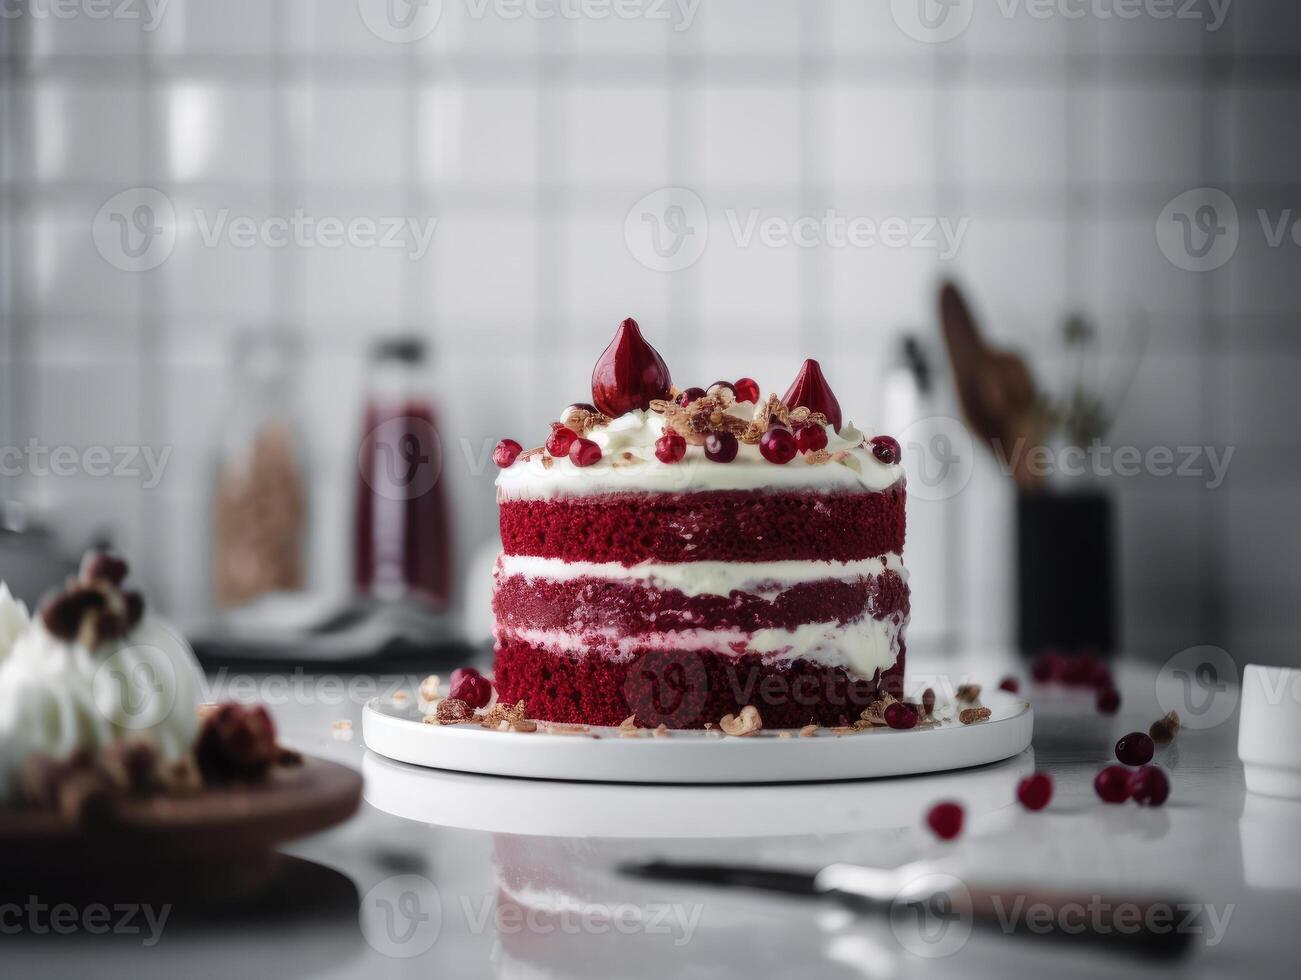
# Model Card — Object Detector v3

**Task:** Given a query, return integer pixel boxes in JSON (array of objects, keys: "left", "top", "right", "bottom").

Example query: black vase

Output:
[{"left": 1016, "top": 490, "right": 1117, "bottom": 657}]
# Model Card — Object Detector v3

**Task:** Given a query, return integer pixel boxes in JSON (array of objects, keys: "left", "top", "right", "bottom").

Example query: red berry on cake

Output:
[
  {"left": 655, "top": 431, "right": 687, "bottom": 464},
  {"left": 884, "top": 700, "right": 918, "bottom": 729},
  {"left": 870, "top": 435, "right": 901, "bottom": 465},
  {"left": 704, "top": 431, "right": 738, "bottom": 463},
  {"left": 733, "top": 377, "right": 760, "bottom": 403},
  {"left": 676, "top": 386, "right": 705, "bottom": 407},
  {"left": 1017, "top": 772, "right": 1054, "bottom": 811},
  {"left": 794, "top": 425, "right": 828, "bottom": 454},
  {"left": 591, "top": 317, "right": 673, "bottom": 417},
  {"left": 782, "top": 358, "right": 842, "bottom": 432},
  {"left": 926, "top": 801, "right": 964, "bottom": 840},
  {"left": 1128, "top": 765, "right": 1170, "bottom": 806},
  {"left": 1094, "top": 765, "right": 1131, "bottom": 803},
  {"left": 760, "top": 426, "right": 797, "bottom": 464},
  {"left": 493, "top": 439, "right": 523, "bottom": 468},
  {"left": 706, "top": 381, "right": 735, "bottom": 399},
  {"left": 449, "top": 667, "right": 479, "bottom": 688},
  {"left": 450, "top": 672, "right": 493, "bottom": 710},
  {"left": 546, "top": 424, "right": 576, "bottom": 457},
  {"left": 569, "top": 438, "right": 602, "bottom": 467},
  {"left": 1115, "top": 732, "right": 1154, "bottom": 766}
]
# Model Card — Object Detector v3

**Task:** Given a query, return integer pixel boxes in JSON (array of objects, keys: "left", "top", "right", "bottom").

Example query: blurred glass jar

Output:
[
  {"left": 353, "top": 336, "right": 451, "bottom": 609},
  {"left": 211, "top": 328, "right": 307, "bottom": 608}
]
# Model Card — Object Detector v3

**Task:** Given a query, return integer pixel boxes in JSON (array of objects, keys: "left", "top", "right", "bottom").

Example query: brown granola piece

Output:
[
  {"left": 1150, "top": 710, "right": 1181, "bottom": 745},
  {"left": 799, "top": 724, "right": 818, "bottom": 738},
  {"left": 434, "top": 697, "right": 472, "bottom": 725},
  {"left": 955, "top": 684, "right": 982, "bottom": 702},
  {"left": 921, "top": 688, "right": 936, "bottom": 718},
  {"left": 959, "top": 706, "right": 992, "bottom": 725},
  {"left": 719, "top": 705, "right": 763, "bottom": 737}
]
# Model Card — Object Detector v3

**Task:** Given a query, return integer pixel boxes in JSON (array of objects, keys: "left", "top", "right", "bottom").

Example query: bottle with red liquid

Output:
[{"left": 353, "top": 337, "right": 452, "bottom": 609}]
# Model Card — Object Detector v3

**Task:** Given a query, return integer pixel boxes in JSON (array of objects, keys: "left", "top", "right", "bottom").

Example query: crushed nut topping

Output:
[
  {"left": 1150, "top": 710, "right": 1181, "bottom": 744},
  {"left": 921, "top": 688, "right": 936, "bottom": 718},
  {"left": 799, "top": 724, "right": 818, "bottom": 738},
  {"left": 959, "top": 706, "right": 992, "bottom": 725},
  {"left": 804, "top": 449, "right": 832, "bottom": 465},
  {"left": 859, "top": 693, "right": 898, "bottom": 727},
  {"left": 955, "top": 684, "right": 982, "bottom": 702},
  {"left": 653, "top": 724, "right": 669, "bottom": 738},
  {"left": 432, "top": 698, "right": 471, "bottom": 725},
  {"left": 719, "top": 705, "right": 763, "bottom": 737},
  {"left": 418, "top": 674, "right": 441, "bottom": 702}
]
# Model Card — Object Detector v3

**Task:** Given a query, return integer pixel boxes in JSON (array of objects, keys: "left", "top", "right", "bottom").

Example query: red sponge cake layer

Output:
[{"left": 498, "top": 485, "right": 905, "bottom": 564}]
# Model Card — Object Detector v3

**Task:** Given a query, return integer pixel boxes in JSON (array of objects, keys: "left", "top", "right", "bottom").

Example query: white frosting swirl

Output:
[
  {"left": 496, "top": 407, "right": 903, "bottom": 501},
  {"left": 0, "top": 607, "right": 202, "bottom": 804},
  {"left": 0, "top": 584, "right": 30, "bottom": 663}
]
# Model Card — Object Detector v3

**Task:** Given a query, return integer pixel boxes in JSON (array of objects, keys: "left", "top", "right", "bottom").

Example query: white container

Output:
[{"left": 1238, "top": 664, "right": 1301, "bottom": 799}]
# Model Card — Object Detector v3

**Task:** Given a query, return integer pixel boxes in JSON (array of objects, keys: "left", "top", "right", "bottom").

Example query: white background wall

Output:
[{"left": 2, "top": 0, "right": 1298, "bottom": 665}]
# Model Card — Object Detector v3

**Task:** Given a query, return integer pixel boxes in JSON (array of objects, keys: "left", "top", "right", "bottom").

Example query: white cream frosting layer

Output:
[
  {"left": 496, "top": 553, "right": 907, "bottom": 598},
  {"left": 495, "top": 614, "right": 904, "bottom": 678},
  {"left": 495, "top": 408, "right": 904, "bottom": 501},
  {"left": 0, "top": 606, "right": 202, "bottom": 804}
]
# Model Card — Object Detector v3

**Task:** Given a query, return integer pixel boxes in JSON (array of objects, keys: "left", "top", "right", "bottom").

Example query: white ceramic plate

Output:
[{"left": 362, "top": 688, "right": 1033, "bottom": 785}]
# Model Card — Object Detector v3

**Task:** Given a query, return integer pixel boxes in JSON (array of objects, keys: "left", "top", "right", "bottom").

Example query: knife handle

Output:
[{"left": 956, "top": 886, "right": 1196, "bottom": 960}]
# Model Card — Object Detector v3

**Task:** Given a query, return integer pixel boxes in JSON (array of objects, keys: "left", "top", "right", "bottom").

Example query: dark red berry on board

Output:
[
  {"left": 760, "top": 426, "right": 797, "bottom": 464},
  {"left": 1094, "top": 765, "right": 1131, "bottom": 804},
  {"left": 1017, "top": 772, "right": 1054, "bottom": 811},
  {"left": 569, "top": 438, "right": 602, "bottom": 467},
  {"left": 884, "top": 701, "right": 918, "bottom": 730},
  {"left": 591, "top": 317, "right": 673, "bottom": 417},
  {"left": 926, "top": 801, "right": 964, "bottom": 840},
  {"left": 449, "top": 673, "right": 493, "bottom": 710},
  {"left": 546, "top": 424, "right": 576, "bottom": 458},
  {"left": 1096, "top": 687, "right": 1121, "bottom": 715},
  {"left": 782, "top": 359, "right": 842, "bottom": 431},
  {"left": 870, "top": 435, "right": 901, "bottom": 465},
  {"left": 733, "top": 377, "right": 760, "bottom": 403},
  {"left": 654, "top": 431, "right": 687, "bottom": 464},
  {"left": 1115, "top": 732, "right": 1155, "bottom": 767},
  {"left": 794, "top": 425, "right": 828, "bottom": 454},
  {"left": 704, "top": 431, "right": 739, "bottom": 463},
  {"left": 493, "top": 439, "right": 523, "bottom": 468},
  {"left": 1128, "top": 766, "right": 1170, "bottom": 807}
]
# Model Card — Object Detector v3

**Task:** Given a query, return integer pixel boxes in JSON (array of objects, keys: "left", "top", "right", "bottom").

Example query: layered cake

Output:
[{"left": 491, "top": 319, "right": 909, "bottom": 729}]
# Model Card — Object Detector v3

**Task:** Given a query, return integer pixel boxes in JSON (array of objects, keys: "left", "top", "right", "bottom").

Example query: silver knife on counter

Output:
[{"left": 622, "top": 859, "right": 1196, "bottom": 961}]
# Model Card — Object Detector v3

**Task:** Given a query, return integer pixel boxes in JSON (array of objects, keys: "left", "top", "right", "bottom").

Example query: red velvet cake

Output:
[{"left": 491, "top": 318, "right": 909, "bottom": 729}]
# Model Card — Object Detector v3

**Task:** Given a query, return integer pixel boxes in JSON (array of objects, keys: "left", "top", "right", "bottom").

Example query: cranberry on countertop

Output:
[
  {"left": 1129, "top": 766, "right": 1170, "bottom": 806},
  {"left": 926, "top": 801, "right": 965, "bottom": 840},
  {"left": 1115, "top": 732, "right": 1155, "bottom": 767},
  {"left": 1094, "top": 765, "right": 1131, "bottom": 804},
  {"left": 1017, "top": 772, "right": 1054, "bottom": 811}
]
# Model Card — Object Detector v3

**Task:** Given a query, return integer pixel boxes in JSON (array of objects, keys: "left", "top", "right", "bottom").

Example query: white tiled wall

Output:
[{"left": 1, "top": 0, "right": 1298, "bottom": 667}]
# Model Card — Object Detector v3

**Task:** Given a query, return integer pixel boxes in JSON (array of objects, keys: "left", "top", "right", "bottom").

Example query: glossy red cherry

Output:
[
  {"left": 760, "top": 426, "right": 797, "bottom": 464},
  {"left": 1096, "top": 687, "right": 1121, "bottom": 715},
  {"left": 546, "top": 424, "right": 576, "bottom": 457},
  {"left": 676, "top": 386, "right": 706, "bottom": 407},
  {"left": 1128, "top": 766, "right": 1170, "bottom": 806},
  {"left": 926, "top": 801, "right": 964, "bottom": 840},
  {"left": 449, "top": 672, "right": 493, "bottom": 710},
  {"left": 782, "top": 358, "right": 842, "bottom": 431},
  {"left": 655, "top": 431, "right": 686, "bottom": 464},
  {"left": 449, "top": 667, "right": 479, "bottom": 689},
  {"left": 1017, "top": 772, "right": 1054, "bottom": 811},
  {"left": 591, "top": 317, "right": 673, "bottom": 417},
  {"left": 998, "top": 676, "right": 1020, "bottom": 694},
  {"left": 569, "top": 438, "right": 602, "bottom": 467},
  {"left": 794, "top": 425, "right": 828, "bottom": 454},
  {"left": 1115, "top": 732, "right": 1154, "bottom": 767},
  {"left": 493, "top": 439, "right": 522, "bottom": 468},
  {"left": 707, "top": 381, "right": 735, "bottom": 398},
  {"left": 870, "top": 435, "right": 901, "bottom": 465},
  {"left": 884, "top": 701, "right": 918, "bottom": 730},
  {"left": 704, "top": 431, "right": 738, "bottom": 463},
  {"left": 1094, "top": 765, "right": 1131, "bottom": 803},
  {"left": 733, "top": 377, "right": 760, "bottom": 403}
]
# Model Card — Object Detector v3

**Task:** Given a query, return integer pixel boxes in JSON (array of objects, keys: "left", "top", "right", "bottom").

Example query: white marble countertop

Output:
[{"left": 8, "top": 650, "right": 1297, "bottom": 979}]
